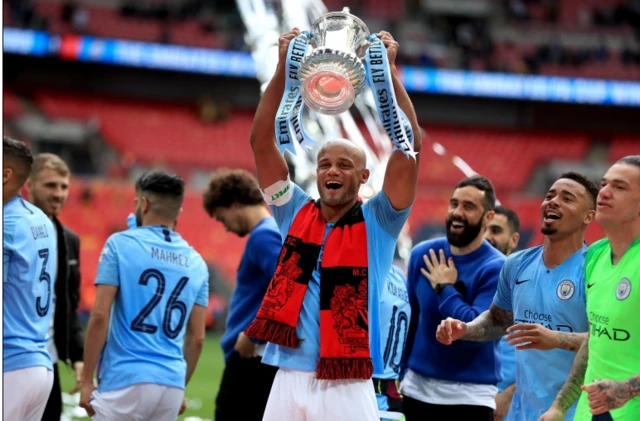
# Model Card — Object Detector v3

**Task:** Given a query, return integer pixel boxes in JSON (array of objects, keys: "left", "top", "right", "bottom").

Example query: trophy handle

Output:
[{"left": 356, "top": 39, "right": 371, "bottom": 58}]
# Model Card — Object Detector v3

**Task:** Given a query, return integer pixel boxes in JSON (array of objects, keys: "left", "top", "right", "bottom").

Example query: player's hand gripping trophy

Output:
[{"left": 274, "top": 7, "right": 415, "bottom": 159}]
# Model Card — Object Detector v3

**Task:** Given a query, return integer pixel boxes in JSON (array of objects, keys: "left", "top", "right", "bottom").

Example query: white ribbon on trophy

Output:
[{"left": 236, "top": 0, "right": 413, "bottom": 258}]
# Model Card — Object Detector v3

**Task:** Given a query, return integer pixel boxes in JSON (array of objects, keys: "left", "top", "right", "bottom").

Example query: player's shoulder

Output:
[
  {"left": 509, "top": 245, "right": 543, "bottom": 266},
  {"left": 586, "top": 238, "right": 611, "bottom": 261},
  {"left": 13, "top": 200, "right": 54, "bottom": 234},
  {"left": 388, "top": 264, "right": 407, "bottom": 284},
  {"left": 176, "top": 239, "right": 208, "bottom": 274},
  {"left": 251, "top": 217, "right": 280, "bottom": 238}
]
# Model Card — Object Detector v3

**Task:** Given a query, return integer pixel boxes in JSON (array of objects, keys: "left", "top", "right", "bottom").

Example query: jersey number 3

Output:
[
  {"left": 36, "top": 248, "right": 51, "bottom": 317},
  {"left": 131, "top": 268, "right": 189, "bottom": 339}
]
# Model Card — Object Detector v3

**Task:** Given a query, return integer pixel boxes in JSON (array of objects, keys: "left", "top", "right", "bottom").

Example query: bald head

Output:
[{"left": 318, "top": 138, "right": 367, "bottom": 170}]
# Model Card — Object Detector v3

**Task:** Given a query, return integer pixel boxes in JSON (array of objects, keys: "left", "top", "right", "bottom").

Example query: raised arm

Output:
[
  {"left": 249, "top": 30, "right": 299, "bottom": 190},
  {"left": 379, "top": 31, "right": 422, "bottom": 211}
]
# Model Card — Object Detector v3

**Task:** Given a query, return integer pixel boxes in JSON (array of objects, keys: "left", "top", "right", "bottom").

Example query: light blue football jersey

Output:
[
  {"left": 262, "top": 184, "right": 410, "bottom": 372},
  {"left": 95, "top": 225, "right": 209, "bottom": 392},
  {"left": 493, "top": 245, "right": 588, "bottom": 421},
  {"left": 374, "top": 264, "right": 411, "bottom": 380},
  {"left": 497, "top": 336, "right": 516, "bottom": 392},
  {"left": 3, "top": 196, "right": 57, "bottom": 372}
]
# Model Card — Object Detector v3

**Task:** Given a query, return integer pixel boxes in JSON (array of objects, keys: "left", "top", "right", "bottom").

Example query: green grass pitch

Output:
[{"left": 59, "top": 334, "right": 224, "bottom": 421}]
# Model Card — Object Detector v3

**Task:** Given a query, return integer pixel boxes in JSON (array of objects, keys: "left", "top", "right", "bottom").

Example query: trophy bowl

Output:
[{"left": 298, "top": 8, "right": 371, "bottom": 116}]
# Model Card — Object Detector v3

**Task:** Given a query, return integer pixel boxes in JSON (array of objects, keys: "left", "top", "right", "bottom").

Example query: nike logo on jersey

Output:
[
  {"left": 587, "top": 283, "right": 596, "bottom": 288},
  {"left": 515, "top": 279, "right": 531, "bottom": 285}
]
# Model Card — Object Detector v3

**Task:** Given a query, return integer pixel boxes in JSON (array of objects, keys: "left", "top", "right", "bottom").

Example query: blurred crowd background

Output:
[{"left": 4, "top": 0, "right": 639, "bottom": 330}]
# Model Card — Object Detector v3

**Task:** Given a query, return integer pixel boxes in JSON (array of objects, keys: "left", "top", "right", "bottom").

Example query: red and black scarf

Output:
[{"left": 245, "top": 199, "right": 372, "bottom": 380}]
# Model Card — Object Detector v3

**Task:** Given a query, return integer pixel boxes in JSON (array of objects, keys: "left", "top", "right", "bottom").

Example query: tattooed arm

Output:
[
  {"left": 437, "top": 303, "right": 514, "bottom": 345},
  {"left": 556, "top": 332, "right": 588, "bottom": 352},
  {"left": 463, "top": 303, "right": 514, "bottom": 342},
  {"left": 505, "top": 326, "right": 587, "bottom": 352},
  {"left": 633, "top": 375, "right": 640, "bottom": 398},
  {"left": 580, "top": 374, "right": 640, "bottom": 415},
  {"left": 550, "top": 332, "right": 590, "bottom": 413}
]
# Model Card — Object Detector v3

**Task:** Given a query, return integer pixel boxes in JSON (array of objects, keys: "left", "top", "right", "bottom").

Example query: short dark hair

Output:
[
  {"left": 3, "top": 136, "right": 33, "bottom": 185},
  {"left": 494, "top": 205, "right": 520, "bottom": 234},
  {"left": 559, "top": 171, "right": 599, "bottom": 210},
  {"left": 135, "top": 170, "right": 185, "bottom": 219},
  {"left": 203, "top": 168, "right": 264, "bottom": 216},
  {"left": 455, "top": 175, "right": 496, "bottom": 212},
  {"left": 617, "top": 155, "right": 640, "bottom": 169}
]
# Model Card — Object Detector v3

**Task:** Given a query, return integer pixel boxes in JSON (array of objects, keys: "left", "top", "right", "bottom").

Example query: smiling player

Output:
[
  {"left": 243, "top": 28, "right": 422, "bottom": 421},
  {"left": 436, "top": 172, "right": 599, "bottom": 421},
  {"left": 401, "top": 175, "right": 505, "bottom": 421}
]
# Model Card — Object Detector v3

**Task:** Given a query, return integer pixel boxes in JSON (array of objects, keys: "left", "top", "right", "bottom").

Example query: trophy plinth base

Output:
[{"left": 299, "top": 48, "right": 366, "bottom": 115}]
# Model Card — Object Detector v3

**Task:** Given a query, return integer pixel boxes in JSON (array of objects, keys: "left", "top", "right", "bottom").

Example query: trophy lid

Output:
[{"left": 310, "top": 7, "right": 370, "bottom": 35}]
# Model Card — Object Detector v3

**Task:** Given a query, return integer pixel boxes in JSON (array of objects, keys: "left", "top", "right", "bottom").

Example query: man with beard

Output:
[
  {"left": 437, "top": 172, "right": 599, "bottom": 421},
  {"left": 539, "top": 156, "right": 640, "bottom": 421},
  {"left": 79, "top": 171, "right": 208, "bottom": 420},
  {"left": 202, "top": 168, "right": 280, "bottom": 421},
  {"left": 485, "top": 206, "right": 521, "bottom": 256},
  {"left": 243, "top": 28, "right": 421, "bottom": 421},
  {"left": 485, "top": 206, "right": 520, "bottom": 421},
  {"left": 24, "top": 153, "right": 85, "bottom": 420},
  {"left": 400, "top": 175, "right": 505, "bottom": 421}
]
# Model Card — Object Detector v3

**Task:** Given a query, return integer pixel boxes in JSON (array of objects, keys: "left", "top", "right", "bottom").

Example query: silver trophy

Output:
[{"left": 298, "top": 7, "right": 371, "bottom": 116}]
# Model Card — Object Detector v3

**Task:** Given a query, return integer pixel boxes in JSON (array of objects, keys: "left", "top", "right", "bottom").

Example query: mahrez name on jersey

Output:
[{"left": 151, "top": 247, "right": 189, "bottom": 268}]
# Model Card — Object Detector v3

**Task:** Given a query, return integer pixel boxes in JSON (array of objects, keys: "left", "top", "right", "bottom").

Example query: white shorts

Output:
[
  {"left": 262, "top": 369, "right": 379, "bottom": 421},
  {"left": 90, "top": 383, "right": 184, "bottom": 421},
  {"left": 3, "top": 366, "right": 54, "bottom": 421}
]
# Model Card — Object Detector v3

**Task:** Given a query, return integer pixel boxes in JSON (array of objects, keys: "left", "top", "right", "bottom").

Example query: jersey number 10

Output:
[
  {"left": 131, "top": 269, "right": 189, "bottom": 339},
  {"left": 383, "top": 305, "right": 409, "bottom": 373}
]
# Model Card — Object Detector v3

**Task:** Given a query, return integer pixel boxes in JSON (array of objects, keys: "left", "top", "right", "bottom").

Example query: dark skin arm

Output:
[
  {"left": 378, "top": 32, "right": 422, "bottom": 211},
  {"left": 249, "top": 29, "right": 298, "bottom": 190}
]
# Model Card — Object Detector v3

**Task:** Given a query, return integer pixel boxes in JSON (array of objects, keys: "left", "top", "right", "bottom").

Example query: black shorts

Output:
[{"left": 214, "top": 352, "right": 278, "bottom": 421}]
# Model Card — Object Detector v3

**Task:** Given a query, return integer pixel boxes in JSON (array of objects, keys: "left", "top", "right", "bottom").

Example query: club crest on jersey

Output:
[
  {"left": 616, "top": 278, "right": 631, "bottom": 301},
  {"left": 557, "top": 279, "right": 575, "bottom": 300}
]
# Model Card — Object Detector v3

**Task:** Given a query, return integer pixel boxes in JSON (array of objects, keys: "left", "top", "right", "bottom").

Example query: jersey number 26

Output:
[{"left": 131, "top": 268, "right": 189, "bottom": 339}]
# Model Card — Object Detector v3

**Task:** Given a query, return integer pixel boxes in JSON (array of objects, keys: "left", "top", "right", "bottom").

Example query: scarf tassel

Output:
[
  {"left": 316, "top": 358, "right": 373, "bottom": 380},
  {"left": 245, "top": 318, "right": 300, "bottom": 348}
]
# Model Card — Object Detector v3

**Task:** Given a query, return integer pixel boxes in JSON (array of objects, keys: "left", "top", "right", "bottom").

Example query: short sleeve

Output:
[
  {"left": 493, "top": 254, "right": 516, "bottom": 311},
  {"left": 364, "top": 190, "right": 411, "bottom": 238},
  {"left": 268, "top": 183, "right": 312, "bottom": 235},
  {"left": 195, "top": 260, "right": 210, "bottom": 308},
  {"left": 95, "top": 237, "right": 120, "bottom": 287}
]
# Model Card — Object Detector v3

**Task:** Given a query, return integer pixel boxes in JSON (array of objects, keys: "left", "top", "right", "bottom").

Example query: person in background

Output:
[
  {"left": 80, "top": 171, "right": 208, "bottom": 421},
  {"left": 26, "top": 153, "right": 85, "bottom": 421},
  {"left": 484, "top": 205, "right": 520, "bottom": 421},
  {"left": 375, "top": 256, "right": 412, "bottom": 421},
  {"left": 402, "top": 175, "right": 505, "bottom": 421},
  {"left": 202, "top": 168, "right": 280, "bottom": 421}
]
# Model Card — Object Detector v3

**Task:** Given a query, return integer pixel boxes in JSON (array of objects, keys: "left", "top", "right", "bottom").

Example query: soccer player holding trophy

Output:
[{"left": 244, "top": 8, "right": 422, "bottom": 421}]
